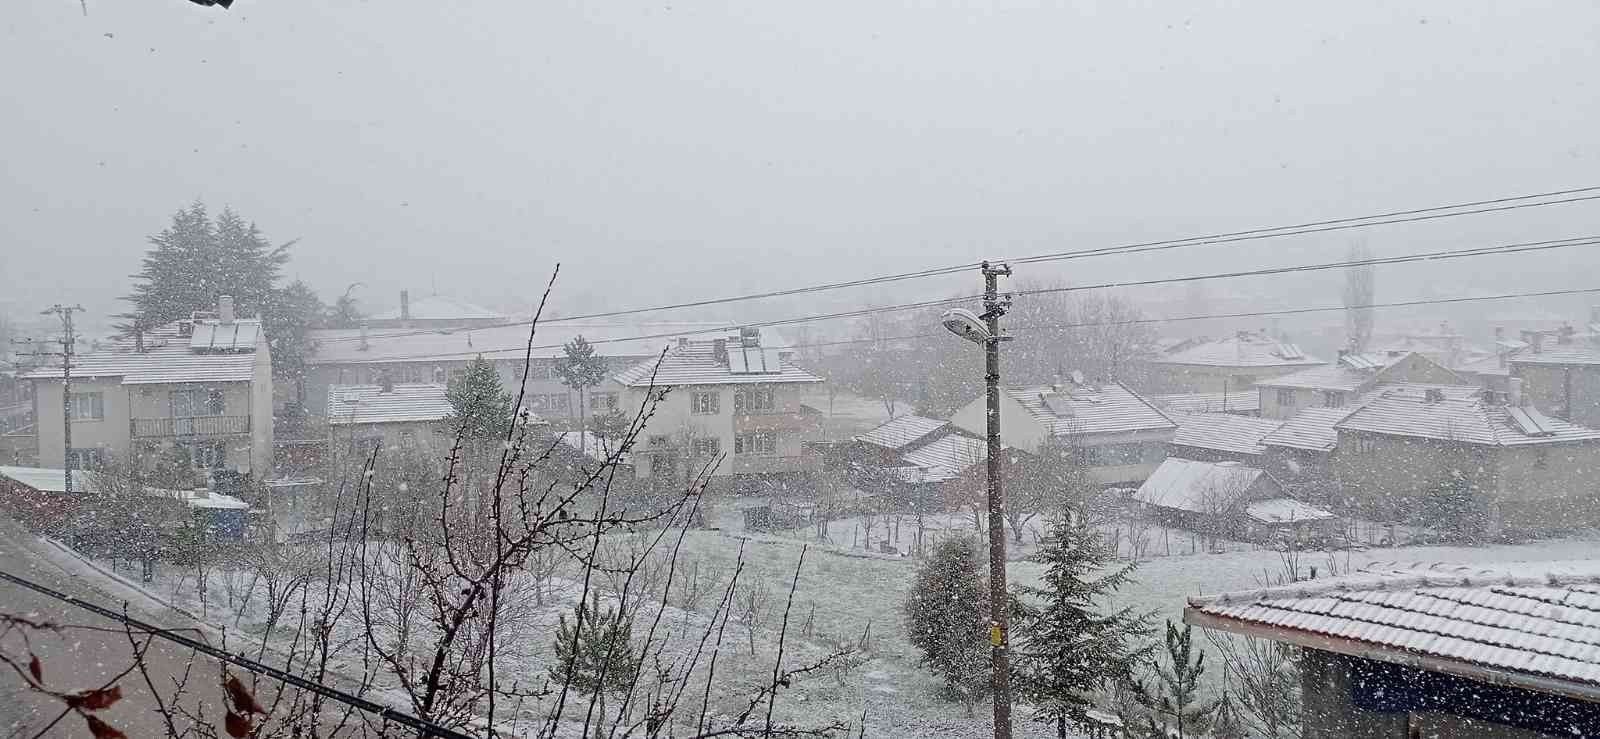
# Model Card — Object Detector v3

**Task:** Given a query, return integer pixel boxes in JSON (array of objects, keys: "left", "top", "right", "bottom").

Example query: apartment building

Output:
[
  {"left": 24, "top": 298, "right": 272, "bottom": 487},
  {"left": 612, "top": 330, "right": 824, "bottom": 492}
]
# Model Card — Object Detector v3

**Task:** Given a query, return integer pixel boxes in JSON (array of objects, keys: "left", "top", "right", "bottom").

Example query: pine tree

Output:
[
  {"left": 1126, "top": 621, "right": 1219, "bottom": 739},
  {"left": 557, "top": 336, "right": 609, "bottom": 452},
  {"left": 262, "top": 280, "right": 325, "bottom": 405},
  {"left": 1210, "top": 684, "right": 1247, "bottom": 739},
  {"left": 903, "top": 535, "right": 991, "bottom": 712},
  {"left": 1013, "top": 514, "right": 1153, "bottom": 739},
  {"left": 550, "top": 592, "right": 639, "bottom": 738},
  {"left": 446, "top": 356, "right": 512, "bottom": 440}
]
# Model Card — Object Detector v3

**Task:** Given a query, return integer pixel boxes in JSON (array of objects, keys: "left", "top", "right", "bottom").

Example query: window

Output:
[
  {"left": 548, "top": 393, "right": 571, "bottom": 415},
  {"left": 590, "top": 392, "right": 619, "bottom": 412},
  {"left": 172, "top": 388, "right": 224, "bottom": 417},
  {"left": 734, "top": 432, "right": 777, "bottom": 455},
  {"left": 692, "top": 437, "right": 721, "bottom": 457},
  {"left": 184, "top": 440, "right": 226, "bottom": 470},
  {"left": 433, "top": 366, "right": 448, "bottom": 383},
  {"left": 399, "top": 429, "right": 417, "bottom": 447},
  {"left": 1322, "top": 391, "right": 1345, "bottom": 409},
  {"left": 66, "top": 448, "right": 103, "bottom": 470},
  {"left": 68, "top": 392, "right": 104, "bottom": 421},
  {"left": 1352, "top": 435, "right": 1380, "bottom": 455},
  {"left": 395, "top": 365, "right": 424, "bottom": 383},
  {"left": 734, "top": 387, "right": 775, "bottom": 414},
  {"left": 1276, "top": 389, "right": 1297, "bottom": 408},
  {"left": 691, "top": 391, "right": 720, "bottom": 415}
]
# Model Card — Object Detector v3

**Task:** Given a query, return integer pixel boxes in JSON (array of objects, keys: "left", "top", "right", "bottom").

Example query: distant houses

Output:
[
  {"left": 1133, "top": 457, "right": 1334, "bottom": 544},
  {"left": 1252, "top": 351, "right": 1462, "bottom": 420},
  {"left": 326, "top": 381, "right": 453, "bottom": 457},
  {"left": 1145, "top": 330, "right": 1323, "bottom": 394}
]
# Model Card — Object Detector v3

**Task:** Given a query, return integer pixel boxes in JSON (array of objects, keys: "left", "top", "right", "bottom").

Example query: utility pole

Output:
[
  {"left": 980, "top": 261, "right": 1013, "bottom": 739},
  {"left": 26, "top": 305, "right": 85, "bottom": 493}
]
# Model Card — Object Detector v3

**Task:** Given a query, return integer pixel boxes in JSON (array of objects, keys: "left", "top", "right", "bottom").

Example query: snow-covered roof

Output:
[
  {"left": 896, "top": 434, "right": 987, "bottom": 483},
  {"left": 0, "top": 465, "right": 97, "bottom": 494},
  {"left": 855, "top": 415, "right": 949, "bottom": 451},
  {"left": 326, "top": 384, "right": 452, "bottom": 425},
  {"left": 558, "top": 431, "right": 630, "bottom": 464},
  {"left": 151, "top": 488, "right": 251, "bottom": 510},
  {"left": 1509, "top": 345, "right": 1600, "bottom": 367},
  {"left": 1149, "top": 391, "right": 1260, "bottom": 415},
  {"left": 1259, "top": 407, "right": 1353, "bottom": 452},
  {"left": 22, "top": 320, "right": 259, "bottom": 385},
  {"left": 1335, "top": 385, "right": 1600, "bottom": 447},
  {"left": 1152, "top": 332, "right": 1324, "bottom": 369},
  {"left": 1242, "top": 497, "right": 1334, "bottom": 524},
  {"left": 307, "top": 322, "right": 783, "bottom": 365},
  {"left": 613, "top": 340, "right": 822, "bottom": 388},
  {"left": 1006, "top": 381, "right": 1176, "bottom": 438},
  {"left": 1186, "top": 560, "right": 1600, "bottom": 702},
  {"left": 369, "top": 295, "right": 506, "bottom": 322},
  {"left": 1252, "top": 364, "right": 1373, "bottom": 392},
  {"left": 1170, "top": 413, "right": 1283, "bottom": 456},
  {"left": 1132, "top": 458, "right": 1269, "bottom": 513}
]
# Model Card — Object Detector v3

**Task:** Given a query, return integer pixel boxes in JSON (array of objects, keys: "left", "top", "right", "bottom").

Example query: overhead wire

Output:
[{"left": 316, "top": 185, "right": 1600, "bottom": 344}]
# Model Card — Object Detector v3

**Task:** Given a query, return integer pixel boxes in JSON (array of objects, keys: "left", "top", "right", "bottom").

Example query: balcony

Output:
[{"left": 131, "top": 415, "right": 250, "bottom": 438}]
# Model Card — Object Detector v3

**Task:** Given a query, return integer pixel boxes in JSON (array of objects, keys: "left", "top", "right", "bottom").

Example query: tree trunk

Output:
[
  {"left": 1057, "top": 716, "right": 1067, "bottom": 739},
  {"left": 578, "top": 387, "right": 587, "bottom": 455}
]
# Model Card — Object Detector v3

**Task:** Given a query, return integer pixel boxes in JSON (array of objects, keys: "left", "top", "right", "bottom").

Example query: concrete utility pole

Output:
[
  {"left": 937, "top": 261, "right": 1014, "bottom": 739},
  {"left": 26, "top": 305, "right": 85, "bottom": 493},
  {"left": 979, "top": 261, "right": 1014, "bottom": 739}
]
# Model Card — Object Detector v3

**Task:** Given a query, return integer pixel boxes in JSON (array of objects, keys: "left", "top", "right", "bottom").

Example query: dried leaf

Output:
[
  {"left": 223, "top": 673, "right": 266, "bottom": 715},
  {"left": 84, "top": 715, "right": 127, "bottom": 739},
  {"left": 67, "top": 685, "right": 122, "bottom": 711},
  {"left": 27, "top": 654, "right": 41, "bottom": 682},
  {"left": 224, "top": 711, "right": 251, "bottom": 738}
]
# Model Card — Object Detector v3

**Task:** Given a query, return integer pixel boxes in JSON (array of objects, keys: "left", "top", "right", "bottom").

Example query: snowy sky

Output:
[{"left": 3, "top": 0, "right": 1600, "bottom": 331}]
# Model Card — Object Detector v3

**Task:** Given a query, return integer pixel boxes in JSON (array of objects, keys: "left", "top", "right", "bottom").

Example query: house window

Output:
[
  {"left": 395, "top": 365, "right": 423, "bottom": 383},
  {"left": 66, "top": 448, "right": 103, "bottom": 470},
  {"left": 589, "top": 392, "right": 619, "bottom": 412},
  {"left": 1276, "top": 389, "right": 1297, "bottom": 408},
  {"left": 1322, "top": 391, "right": 1344, "bottom": 409},
  {"left": 734, "top": 432, "right": 777, "bottom": 455},
  {"left": 172, "top": 388, "right": 225, "bottom": 417},
  {"left": 691, "top": 391, "right": 720, "bottom": 415},
  {"left": 399, "top": 429, "right": 417, "bottom": 447},
  {"left": 433, "top": 366, "right": 448, "bottom": 384},
  {"left": 1352, "top": 435, "right": 1379, "bottom": 455},
  {"left": 547, "top": 393, "right": 571, "bottom": 415},
  {"left": 68, "top": 392, "right": 104, "bottom": 421},
  {"left": 734, "top": 387, "right": 775, "bottom": 414},
  {"left": 183, "top": 440, "right": 226, "bottom": 470},
  {"left": 692, "top": 437, "right": 721, "bottom": 457}
]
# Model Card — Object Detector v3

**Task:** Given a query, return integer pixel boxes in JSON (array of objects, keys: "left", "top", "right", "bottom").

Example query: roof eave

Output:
[{"left": 1182, "top": 606, "right": 1600, "bottom": 704}]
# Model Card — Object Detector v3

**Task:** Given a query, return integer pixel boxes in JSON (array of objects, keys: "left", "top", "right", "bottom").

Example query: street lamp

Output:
[{"left": 939, "top": 261, "right": 1013, "bottom": 739}]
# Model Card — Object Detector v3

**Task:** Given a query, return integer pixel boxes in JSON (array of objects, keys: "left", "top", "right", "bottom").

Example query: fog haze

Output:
[{"left": 4, "top": 0, "right": 1598, "bottom": 328}]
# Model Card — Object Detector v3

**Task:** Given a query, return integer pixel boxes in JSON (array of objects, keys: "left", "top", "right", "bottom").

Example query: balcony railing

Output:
[{"left": 131, "top": 415, "right": 250, "bottom": 438}]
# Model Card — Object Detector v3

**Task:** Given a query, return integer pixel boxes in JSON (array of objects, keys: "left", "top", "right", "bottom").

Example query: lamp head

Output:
[{"left": 940, "top": 308, "right": 991, "bottom": 345}]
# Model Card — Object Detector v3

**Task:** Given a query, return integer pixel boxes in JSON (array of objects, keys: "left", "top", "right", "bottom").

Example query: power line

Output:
[
  {"left": 318, "top": 185, "right": 1600, "bottom": 343},
  {"left": 316, "top": 235, "right": 1600, "bottom": 361},
  {"left": 0, "top": 566, "right": 473, "bottom": 739}
]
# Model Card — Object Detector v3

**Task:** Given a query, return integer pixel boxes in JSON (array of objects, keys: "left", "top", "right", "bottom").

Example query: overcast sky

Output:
[{"left": 3, "top": 0, "right": 1599, "bottom": 335}]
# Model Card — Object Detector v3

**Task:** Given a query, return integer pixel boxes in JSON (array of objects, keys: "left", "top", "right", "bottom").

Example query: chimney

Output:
[
  {"left": 400, "top": 290, "right": 411, "bottom": 325},
  {"left": 177, "top": 320, "right": 194, "bottom": 338},
  {"left": 217, "top": 295, "right": 235, "bottom": 324},
  {"left": 1530, "top": 331, "right": 1545, "bottom": 354},
  {"left": 677, "top": 337, "right": 689, "bottom": 348},
  {"left": 1494, "top": 326, "right": 1504, "bottom": 342},
  {"left": 1424, "top": 388, "right": 1445, "bottom": 404},
  {"left": 1560, "top": 322, "right": 1575, "bottom": 345},
  {"left": 739, "top": 326, "right": 761, "bottom": 348},
  {"left": 1509, "top": 377, "right": 1524, "bottom": 407},
  {"left": 712, "top": 338, "right": 728, "bottom": 364},
  {"left": 359, "top": 322, "right": 370, "bottom": 351}
]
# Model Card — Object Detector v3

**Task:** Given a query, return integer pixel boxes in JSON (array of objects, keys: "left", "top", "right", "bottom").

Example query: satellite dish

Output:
[{"left": 940, "top": 308, "right": 991, "bottom": 345}]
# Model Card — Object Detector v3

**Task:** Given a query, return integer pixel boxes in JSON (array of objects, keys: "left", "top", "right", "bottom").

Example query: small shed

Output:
[
  {"left": 1133, "top": 458, "right": 1285, "bottom": 537},
  {"left": 1241, "top": 497, "right": 1338, "bottom": 546}
]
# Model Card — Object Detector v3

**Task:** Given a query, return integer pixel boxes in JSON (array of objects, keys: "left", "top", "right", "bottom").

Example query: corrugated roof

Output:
[
  {"left": 22, "top": 320, "right": 258, "bottom": 385},
  {"left": 1259, "top": 407, "right": 1354, "bottom": 451},
  {"left": 856, "top": 415, "right": 949, "bottom": 451},
  {"left": 1007, "top": 381, "right": 1176, "bottom": 437},
  {"left": 1335, "top": 385, "right": 1600, "bottom": 447},
  {"left": 898, "top": 434, "right": 987, "bottom": 483},
  {"left": 0, "top": 465, "right": 98, "bottom": 494},
  {"left": 326, "top": 384, "right": 452, "bottom": 425},
  {"left": 1187, "top": 560, "right": 1600, "bottom": 699},
  {"left": 614, "top": 341, "right": 822, "bottom": 387},
  {"left": 1153, "top": 332, "right": 1325, "bottom": 369},
  {"left": 1253, "top": 364, "right": 1373, "bottom": 392},
  {"left": 369, "top": 295, "right": 506, "bottom": 321},
  {"left": 1170, "top": 413, "right": 1284, "bottom": 456},
  {"left": 1133, "top": 458, "right": 1268, "bottom": 513},
  {"left": 1149, "top": 391, "right": 1261, "bottom": 415},
  {"left": 308, "top": 322, "right": 783, "bottom": 365}
]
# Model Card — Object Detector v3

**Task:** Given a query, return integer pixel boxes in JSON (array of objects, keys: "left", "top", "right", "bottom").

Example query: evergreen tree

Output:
[
  {"left": 557, "top": 335, "right": 609, "bottom": 451},
  {"left": 550, "top": 592, "right": 639, "bottom": 738},
  {"left": 1125, "top": 621, "right": 1219, "bottom": 739},
  {"left": 329, "top": 293, "right": 363, "bottom": 329},
  {"left": 446, "top": 355, "right": 512, "bottom": 440},
  {"left": 262, "top": 280, "right": 325, "bottom": 405},
  {"left": 212, "top": 206, "right": 291, "bottom": 317},
  {"left": 903, "top": 535, "right": 991, "bottom": 712},
  {"left": 1013, "top": 514, "right": 1153, "bottom": 739},
  {"left": 1210, "top": 684, "right": 1247, "bottom": 739}
]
